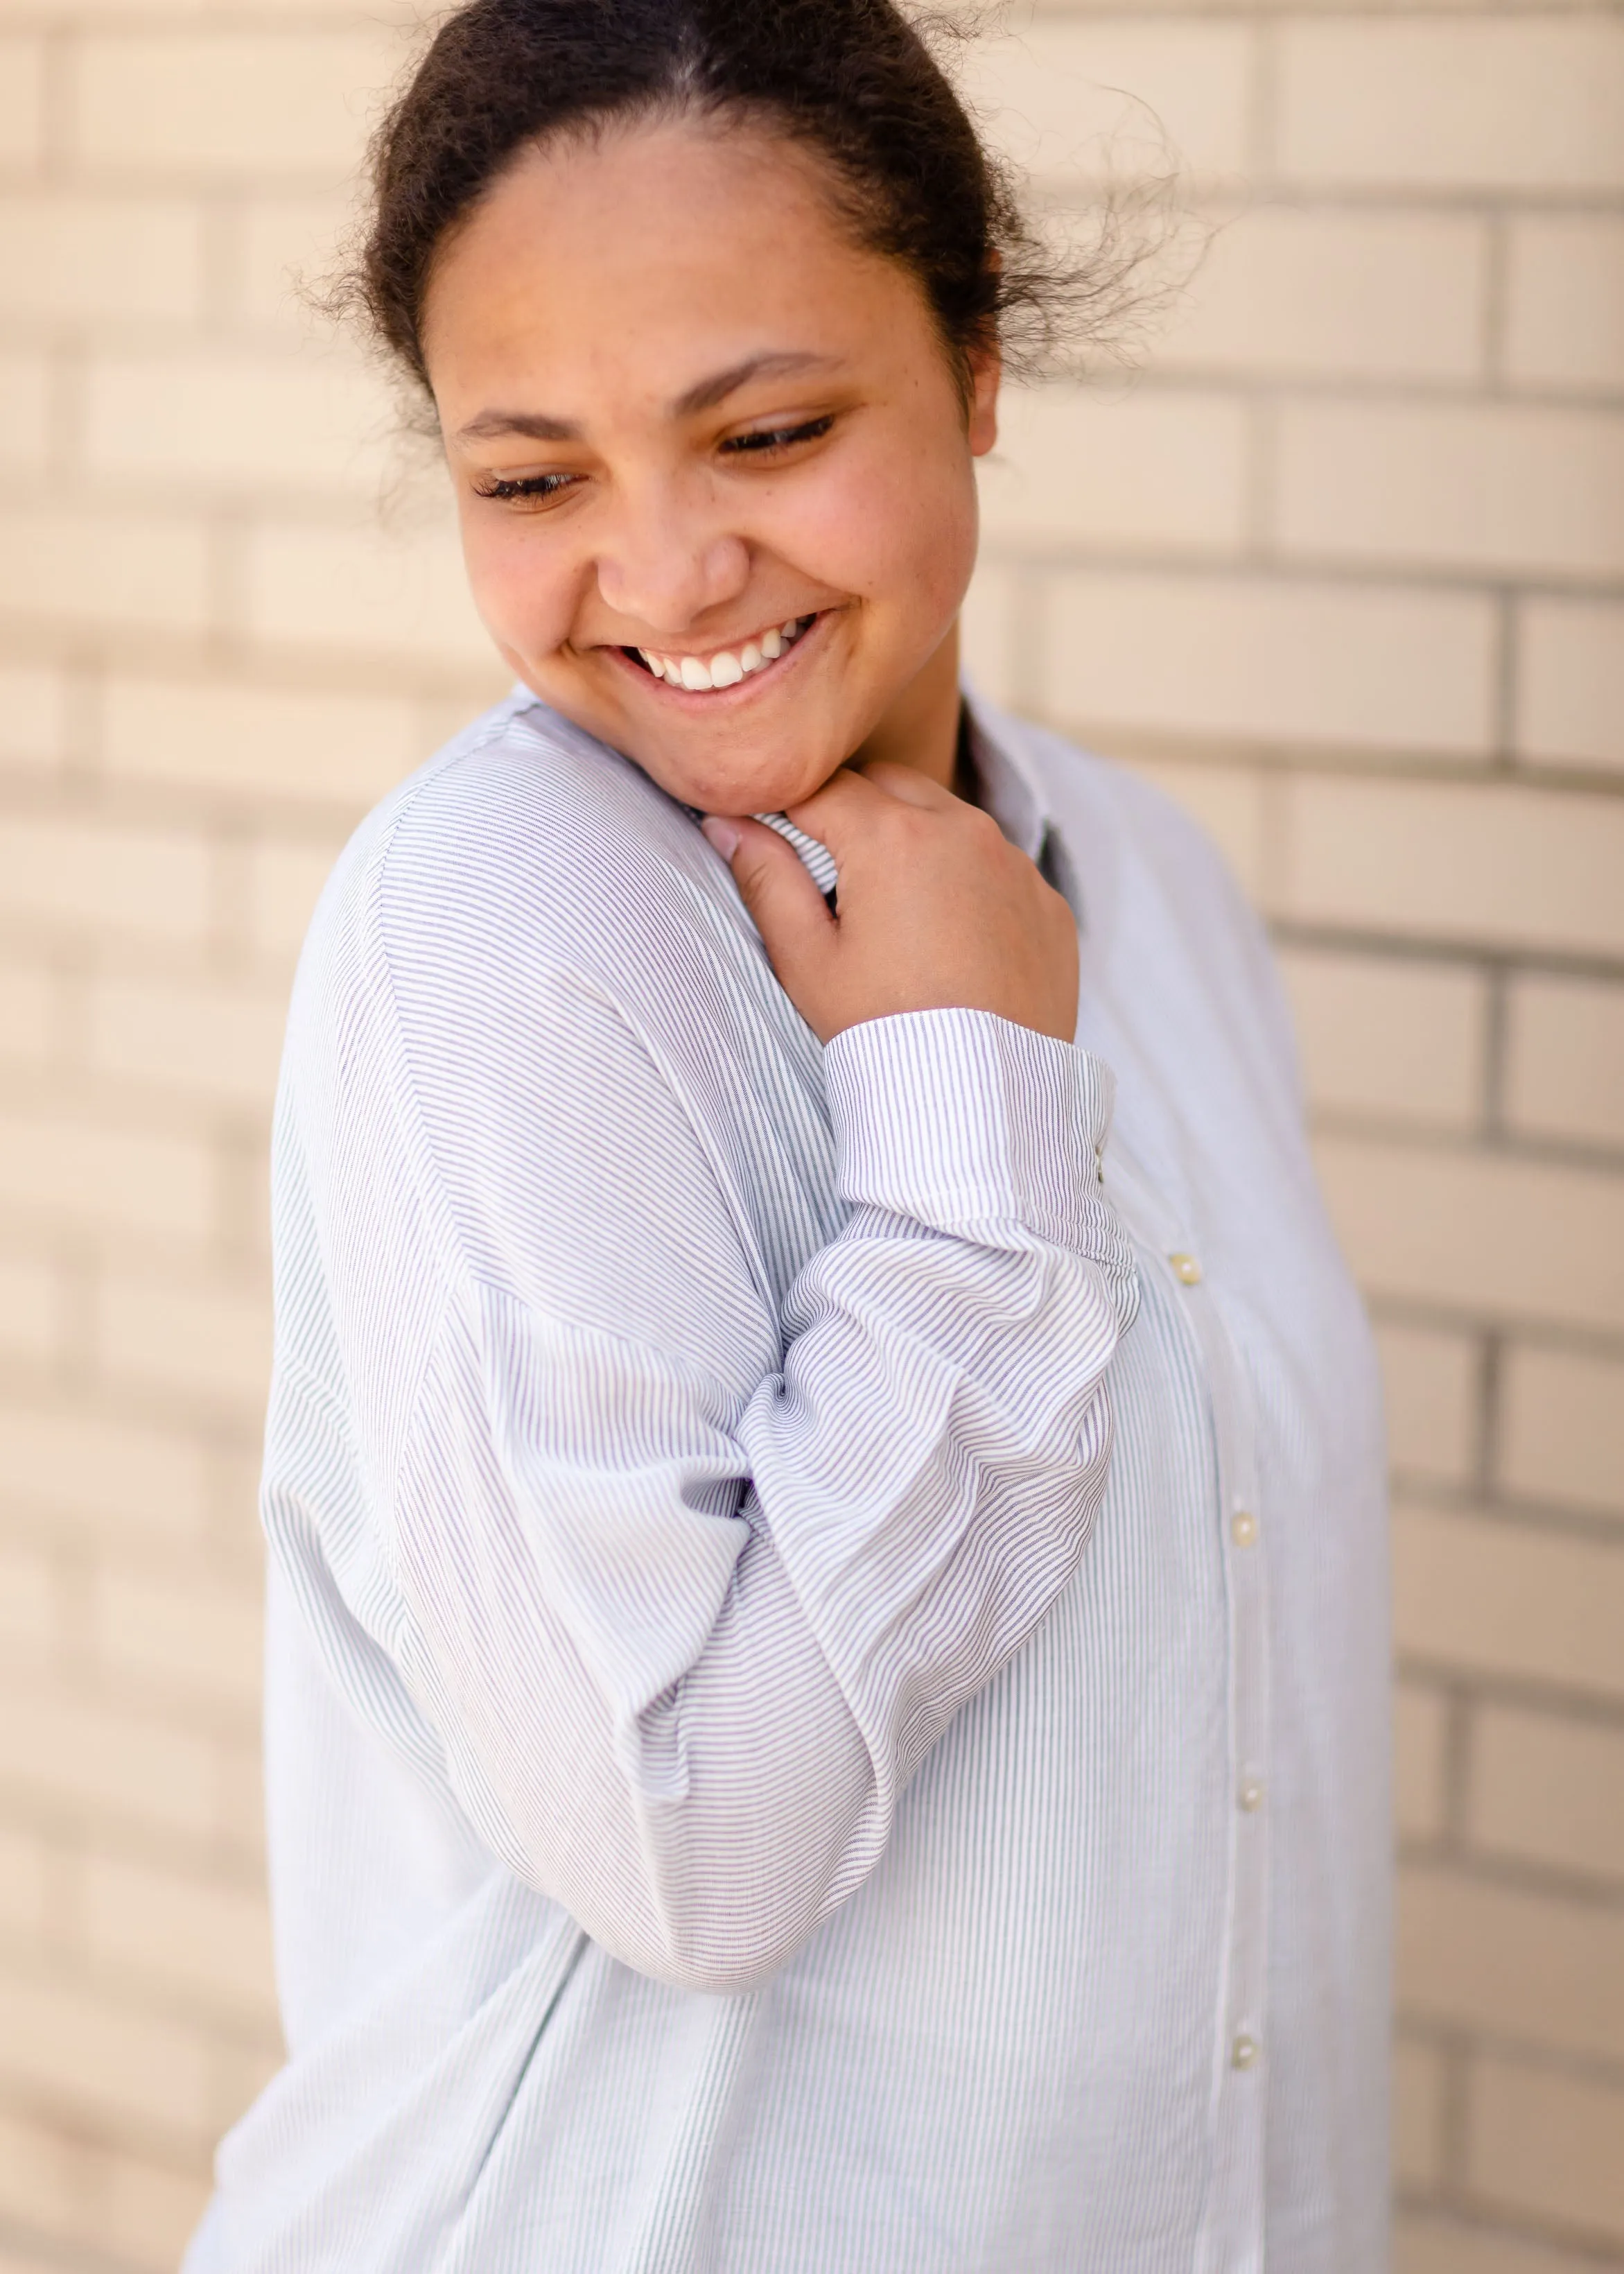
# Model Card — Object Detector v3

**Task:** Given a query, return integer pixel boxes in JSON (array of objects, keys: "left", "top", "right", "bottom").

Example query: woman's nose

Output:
[{"left": 593, "top": 482, "right": 751, "bottom": 634}]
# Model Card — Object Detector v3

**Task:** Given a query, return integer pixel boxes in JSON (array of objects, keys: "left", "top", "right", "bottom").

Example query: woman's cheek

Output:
[
  {"left": 776, "top": 442, "right": 975, "bottom": 626},
  {"left": 461, "top": 513, "right": 579, "bottom": 662}
]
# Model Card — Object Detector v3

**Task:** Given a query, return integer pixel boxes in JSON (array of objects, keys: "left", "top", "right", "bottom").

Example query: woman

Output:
[{"left": 191, "top": 1, "right": 1390, "bottom": 2266}]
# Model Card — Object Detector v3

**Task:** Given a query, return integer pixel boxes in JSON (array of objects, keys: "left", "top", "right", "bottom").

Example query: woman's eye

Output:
[
  {"left": 471, "top": 471, "right": 581, "bottom": 504},
  {"left": 721, "top": 416, "right": 835, "bottom": 458}
]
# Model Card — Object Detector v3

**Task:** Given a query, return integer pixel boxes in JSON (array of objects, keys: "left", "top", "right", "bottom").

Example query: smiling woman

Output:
[{"left": 186, "top": 3, "right": 1391, "bottom": 2269}]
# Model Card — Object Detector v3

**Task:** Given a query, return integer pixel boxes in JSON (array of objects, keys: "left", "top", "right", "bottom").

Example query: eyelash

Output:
[
  {"left": 719, "top": 415, "right": 835, "bottom": 456},
  {"left": 471, "top": 415, "right": 835, "bottom": 502},
  {"left": 472, "top": 470, "right": 577, "bottom": 503}
]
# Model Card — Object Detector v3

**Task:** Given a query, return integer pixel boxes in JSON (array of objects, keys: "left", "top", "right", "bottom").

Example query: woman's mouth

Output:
[{"left": 622, "top": 614, "right": 817, "bottom": 693}]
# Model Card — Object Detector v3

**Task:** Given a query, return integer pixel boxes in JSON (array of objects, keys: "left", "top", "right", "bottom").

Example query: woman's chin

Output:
[{"left": 631, "top": 743, "right": 848, "bottom": 820}]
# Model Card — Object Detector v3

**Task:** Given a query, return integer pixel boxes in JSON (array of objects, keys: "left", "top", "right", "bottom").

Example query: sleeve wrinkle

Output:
[{"left": 338, "top": 926, "right": 1135, "bottom": 1985}]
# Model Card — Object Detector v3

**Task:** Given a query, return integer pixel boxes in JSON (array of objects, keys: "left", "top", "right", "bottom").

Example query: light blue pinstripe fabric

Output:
[{"left": 185, "top": 691, "right": 1390, "bottom": 2273}]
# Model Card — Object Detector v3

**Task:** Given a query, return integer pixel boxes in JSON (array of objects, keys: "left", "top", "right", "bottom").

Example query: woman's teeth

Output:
[{"left": 637, "top": 617, "right": 811, "bottom": 691}]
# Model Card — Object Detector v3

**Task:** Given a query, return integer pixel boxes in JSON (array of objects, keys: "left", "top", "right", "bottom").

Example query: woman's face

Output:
[{"left": 421, "top": 118, "right": 999, "bottom": 815}]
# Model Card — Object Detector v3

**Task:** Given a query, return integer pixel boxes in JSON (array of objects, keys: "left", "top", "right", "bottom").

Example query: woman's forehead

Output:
[{"left": 421, "top": 116, "right": 927, "bottom": 399}]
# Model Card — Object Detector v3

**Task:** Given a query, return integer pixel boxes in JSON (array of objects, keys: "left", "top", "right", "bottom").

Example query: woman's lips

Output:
[{"left": 615, "top": 612, "right": 820, "bottom": 696}]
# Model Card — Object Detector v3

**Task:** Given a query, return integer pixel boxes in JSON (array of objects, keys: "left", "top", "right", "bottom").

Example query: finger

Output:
[
  {"left": 782, "top": 767, "right": 890, "bottom": 856},
  {"left": 853, "top": 758, "right": 959, "bottom": 812},
  {"left": 701, "top": 814, "right": 835, "bottom": 969}
]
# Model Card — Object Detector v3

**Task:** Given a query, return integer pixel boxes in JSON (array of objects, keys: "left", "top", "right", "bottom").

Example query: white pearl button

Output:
[
  {"left": 1230, "top": 1509, "right": 1258, "bottom": 1548},
  {"left": 1231, "top": 2033, "right": 1259, "bottom": 2071},
  {"left": 1169, "top": 1251, "right": 1203, "bottom": 1286},
  {"left": 1239, "top": 1778, "right": 1264, "bottom": 1813}
]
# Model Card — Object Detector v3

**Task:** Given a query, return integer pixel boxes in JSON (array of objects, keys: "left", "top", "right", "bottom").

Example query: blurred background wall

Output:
[{"left": 0, "top": 0, "right": 1620, "bottom": 2266}]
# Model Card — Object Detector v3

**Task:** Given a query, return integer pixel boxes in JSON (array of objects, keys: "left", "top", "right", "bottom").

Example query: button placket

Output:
[
  {"left": 1176, "top": 1256, "right": 1271, "bottom": 2274},
  {"left": 1099, "top": 1167, "right": 1273, "bottom": 2273}
]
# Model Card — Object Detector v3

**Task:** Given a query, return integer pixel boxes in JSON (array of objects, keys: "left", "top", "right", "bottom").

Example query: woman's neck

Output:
[{"left": 850, "top": 620, "right": 966, "bottom": 795}]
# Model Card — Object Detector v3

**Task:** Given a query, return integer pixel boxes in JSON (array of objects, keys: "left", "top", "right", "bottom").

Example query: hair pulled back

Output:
[{"left": 353, "top": 0, "right": 1087, "bottom": 403}]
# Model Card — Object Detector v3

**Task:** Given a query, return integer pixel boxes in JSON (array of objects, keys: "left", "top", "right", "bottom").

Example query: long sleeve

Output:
[{"left": 359, "top": 987, "right": 1138, "bottom": 1992}]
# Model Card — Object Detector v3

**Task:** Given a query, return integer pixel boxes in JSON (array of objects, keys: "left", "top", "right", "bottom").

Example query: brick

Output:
[
  {"left": 1043, "top": 572, "right": 1494, "bottom": 758},
  {"left": 90, "top": 1561, "right": 263, "bottom": 1712},
  {"left": 1396, "top": 1681, "right": 1449, "bottom": 1843},
  {"left": 0, "top": 1540, "right": 56, "bottom": 1654},
  {"left": 0, "top": 2245, "right": 69, "bottom": 2274},
  {"left": 100, "top": 2150, "right": 210, "bottom": 2273},
  {"left": 0, "top": 193, "right": 204, "bottom": 324},
  {"left": 0, "top": 1669, "right": 216, "bottom": 1839},
  {"left": 104, "top": 675, "right": 421, "bottom": 808},
  {"left": 89, "top": 970, "right": 289, "bottom": 1109},
  {"left": 0, "top": 661, "right": 69, "bottom": 769},
  {"left": 960, "top": 560, "right": 1018, "bottom": 711},
  {"left": 959, "top": 19, "right": 1252, "bottom": 182},
  {"left": 245, "top": 835, "right": 341, "bottom": 964},
  {"left": 1470, "top": 2056, "right": 1624, "bottom": 2241},
  {"left": 0, "top": 2108, "right": 73, "bottom": 2249},
  {"left": 1374, "top": 1321, "right": 1479, "bottom": 1487},
  {"left": 71, "top": 30, "right": 405, "bottom": 182},
  {"left": 1161, "top": 209, "right": 1486, "bottom": 386},
  {"left": 1398, "top": 2210, "right": 1607, "bottom": 2274},
  {"left": 0, "top": 1398, "right": 209, "bottom": 1541},
  {"left": 1505, "top": 975, "right": 1624, "bottom": 1152},
  {"left": 84, "top": 1854, "right": 275, "bottom": 2021},
  {"left": 1394, "top": 1500, "right": 1624, "bottom": 1700},
  {"left": 0, "top": 1104, "right": 214, "bottom": 1244},
  {"left": 981, "top": 385, "right": 1247, "bottom": 555},
  {"left": 1472, "top": 1707, "right": 1624, "bottom": 1884},
  {"left": 0, "top": 350, "right": 48, "bottom": 473},
  {"left": 1505, "top": 217, "right": 1624, "bottom": 397},
  {"left": 1394, "top": 2036, "right": 1445, "bottom": 2188},
  {"left": 213, "top": 1730, "right": 266, "bottom": 1864},
  {"left": 1114, "top": 756, "right": 1266, "bottom": 902},
  {"left": 1275, "top": 401, "right": 1624, "bottom": 582},
  {"left": 1277, "top": 19, "right": 1624, "bottom": 193},
  {"left": 0, "top": 38, "right": 46, "bottom": 171},
  {"left": 0, "top": 506, "right": 211, "bottom": 636},
  {"left": 0, "top": 1959, "right": 214, "bottom": 2140},
  {"left": 0, "top": 2112, "right": 209, "bottom": 2274},
  {"left": 1280, "top": 776, "right": 1624, "bottom": 960},
  {"left": 0, "top": 813, "right": 211, "bottom": 944},
  {"left": 85, "top": 345, "right": 394, "bottom": 498},
  {"left": 1517, "top": 598, "right": 1624, "bottom": 776},
  {"left": 1399, "top": 1861, "right": 1624, "bottom": 2063},
  {"left": 238, "top": 190, "right": 356, "bottom": 331},
  {"left": 0, "top": 1823, "right": 48, "bottom": 1940},
  {"left": 0, "top": 1253, "right": 67, "bottom": 1364},
  {"left": 0, "top": 957, "right": 54, "bottom": 1061},
  {"left": 1500, "top": 1344, "right": 1624, "bottom": 1522},
  {"left": 209, "top": 2035, "right": 281, "bottom": 2144},
  {"left": 94, "top": 1271, "right": 272, "bottom": 1413},
  {"left": 1277, "top": 948, "right": 1485, "bottom": 1133},
  {"left": 0, "top": 2246, "right": 82, "bottom": 2274},
  {"left": 243, "top": 512, "right": 500, "bottom": 670},
  {"left": 1316, "top": 1135, "right": 1624, "bottom": 1337}
]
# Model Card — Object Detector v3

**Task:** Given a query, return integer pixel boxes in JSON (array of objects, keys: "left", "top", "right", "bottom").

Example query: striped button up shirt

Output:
[{"left": 186, "top": 688, "right": 1390, "bottom": 2273}]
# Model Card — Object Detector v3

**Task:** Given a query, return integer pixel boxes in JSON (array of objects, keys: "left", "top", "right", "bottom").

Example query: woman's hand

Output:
[{"left": 701, "top": 761, "right": 1079, "bottom": 1045}]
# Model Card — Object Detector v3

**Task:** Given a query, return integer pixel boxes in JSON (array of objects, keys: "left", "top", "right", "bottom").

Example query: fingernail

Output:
[{"left": 700, "top": 817, "right": 740, "bottom": 860}]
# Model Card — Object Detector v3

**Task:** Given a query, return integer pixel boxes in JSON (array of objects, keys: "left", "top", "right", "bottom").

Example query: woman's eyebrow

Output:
[
  {"left": 455, "top": 351, "right": 839, "bottom": 446},
  {"left": 670, "top": 349, "right": 838, "bottom": 417},
  {"left": 455, "top": 407, "right": 581, "bottom": 444}
]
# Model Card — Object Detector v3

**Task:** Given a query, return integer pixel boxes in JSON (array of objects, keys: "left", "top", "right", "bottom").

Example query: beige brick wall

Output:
[{"left": 0, "top": 1, "right": 1619, "bottom": 2267}]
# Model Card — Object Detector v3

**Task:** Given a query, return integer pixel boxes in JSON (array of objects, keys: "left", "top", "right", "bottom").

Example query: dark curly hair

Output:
[{"left": 345, "top": 0, "right": 1145, "bottom": 407}]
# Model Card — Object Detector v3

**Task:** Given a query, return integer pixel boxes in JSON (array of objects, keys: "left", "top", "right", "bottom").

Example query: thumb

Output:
[{"left": 701, "top": 815, "right": 834, "bottom": 975}]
